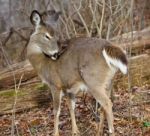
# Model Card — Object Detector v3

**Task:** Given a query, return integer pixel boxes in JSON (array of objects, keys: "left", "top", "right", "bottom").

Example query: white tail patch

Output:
[{"left": 102, "top": 49, "right": 127, "bottom": 74}]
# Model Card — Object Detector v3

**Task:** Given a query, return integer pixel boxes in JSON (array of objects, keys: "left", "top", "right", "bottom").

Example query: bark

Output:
[
  {"left": 0, "top": 83, "right": 52, "bottom": 115},
  {"left": 111, "top": 27, "right": 150, "bottom": 43},
  {"left": 0, "top": 60, "right": 37, "bottom": 89},
  {"left": 111, "top": 27, "right": 150, "bottom": 55}
]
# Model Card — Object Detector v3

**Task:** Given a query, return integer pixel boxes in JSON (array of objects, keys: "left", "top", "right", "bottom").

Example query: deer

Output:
[{"left": 27, "top": 10, "right": 128, "bottom": 136}]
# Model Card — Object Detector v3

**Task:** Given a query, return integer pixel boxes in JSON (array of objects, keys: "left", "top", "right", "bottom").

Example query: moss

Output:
[
  {"left": 35, "top": 83, "right": 49, "bottom": 91},
  {"left": 0, "top": 89, "right": 26, "bottom": 98},
  {"left": 0, "top": 89, "right": 15, "bottom": 97}
]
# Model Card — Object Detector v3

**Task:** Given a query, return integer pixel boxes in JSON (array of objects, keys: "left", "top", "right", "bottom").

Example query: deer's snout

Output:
[
  {"left": 51, "top": 52, "right": 59, "bottom": 60},
  {"left": 48, "top": 48, "right": 60, "bottom": 60},
  {"left": 48, "top": 50, "right": 59, "bottom": 55}
]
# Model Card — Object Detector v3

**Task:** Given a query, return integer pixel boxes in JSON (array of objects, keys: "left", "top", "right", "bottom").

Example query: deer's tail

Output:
[{"left": 102, "top": 45, "right": 128, "bottom": 74}]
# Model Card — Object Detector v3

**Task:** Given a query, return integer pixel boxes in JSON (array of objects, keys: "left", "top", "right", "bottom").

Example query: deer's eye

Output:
[{"left": 45, "top": 34, "right": 51, "bottom": 40}]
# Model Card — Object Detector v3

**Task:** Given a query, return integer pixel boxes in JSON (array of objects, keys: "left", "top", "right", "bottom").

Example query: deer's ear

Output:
[{"left": 30, "top": 10, "right": 42, "bottom": 26}]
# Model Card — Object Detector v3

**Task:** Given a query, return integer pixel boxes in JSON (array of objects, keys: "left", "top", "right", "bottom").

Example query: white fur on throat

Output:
[{"left": 102, "top": 49, "right": 127, "bottom": 74}]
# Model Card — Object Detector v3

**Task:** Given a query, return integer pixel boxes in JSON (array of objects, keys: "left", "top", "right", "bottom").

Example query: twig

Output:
[
  {"left": 73, "top": 0, "right": 90, "bottom": 37},
  {"left": 2, "top": 28, "right": 13, "bottom": 46},
  {"left": 99, "top": 0, "right": 105, "bottom": 38},
  {"left": 127, "top": 0, "right": 134, "bottom": 123},
  {"left": 59, "top": 17, "right": 71, "bottom": 39},
  {"left": 11, "top": 73, "right": 24, "bottom": 136},
  {"left": 69, "top": 18, "right": 78, "bottom": 36},
  {"left": 73, "top": 19, "right": 84, "bottom": 27},
  {"left": 12, "top": 28, "right": 28, "bottom": 41},
  {"left": 81, "top": 125, "right": 93, "bottom": 136},
  {"left": 106, "top": 0, "right": 112, "bottom": 40},
  {"left": 89, "top": 0, "right": 100, "bottom": 37}
]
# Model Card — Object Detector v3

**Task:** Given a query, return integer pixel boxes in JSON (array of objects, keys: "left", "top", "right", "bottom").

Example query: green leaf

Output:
[{"left": 143, "top": 122, "right": 150, "bottom": 127}]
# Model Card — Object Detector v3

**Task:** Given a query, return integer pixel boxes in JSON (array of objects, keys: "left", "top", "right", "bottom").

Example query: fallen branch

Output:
[{"left": 0, "top": 60, "right": 37, "bottom": 89}]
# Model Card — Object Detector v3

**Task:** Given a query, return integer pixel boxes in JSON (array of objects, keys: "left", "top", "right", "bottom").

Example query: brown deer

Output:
[{"left": 27, "top": 10, "right": 128, "bottom": 136}]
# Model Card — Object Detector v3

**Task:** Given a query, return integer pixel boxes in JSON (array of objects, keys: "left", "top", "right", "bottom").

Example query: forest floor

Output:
[{"left": 0, "top": 85, "right": 150, "bottom": 136}]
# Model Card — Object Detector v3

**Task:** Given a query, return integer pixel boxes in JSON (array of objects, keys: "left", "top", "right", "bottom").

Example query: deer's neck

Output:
[{"left": 27, "top": 44, "right": 53, "bottom": 71}]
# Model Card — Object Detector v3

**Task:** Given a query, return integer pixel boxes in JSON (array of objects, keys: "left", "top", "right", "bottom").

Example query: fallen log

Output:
[
  {"left": 0, "top": 60, "right": 37, "bottom": 89},
  {"left": 114, "top": 38, "right": 150, "bottom": 55},
  {"left": 114, "top": 54, "right": 150, "bottom": 89},
  {"left": 111, "top": 27, "right": 150, "bottom": 55},
  {"left": 111, "top": 27, "right": 150, "bottom": 43},
  {"left": 0, "top": 83, "right": 52, "bottom": 115}
]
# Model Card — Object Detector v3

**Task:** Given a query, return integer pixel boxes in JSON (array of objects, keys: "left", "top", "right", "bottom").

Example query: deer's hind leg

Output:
[
  {"left": 92, "top": 88, "right": 114, "bottom": 136},
  {"left": 81, "top": 71, "right": 115, "bottom": 136},
  {"left": 98, "top": 80, "right": 114, "bottom": 136}
]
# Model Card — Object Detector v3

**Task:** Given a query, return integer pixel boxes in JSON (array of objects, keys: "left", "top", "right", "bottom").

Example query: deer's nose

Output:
[
  {"left": 53, "top": 53, "right": 58, "bottom": 58},
  {"left": 51, "top": 52, "right": 58, "bottom": 60}
]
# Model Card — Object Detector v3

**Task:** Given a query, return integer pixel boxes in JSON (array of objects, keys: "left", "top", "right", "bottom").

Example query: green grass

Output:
[{"left": 0, "top": 89, "right": 26, "bottom": 97}]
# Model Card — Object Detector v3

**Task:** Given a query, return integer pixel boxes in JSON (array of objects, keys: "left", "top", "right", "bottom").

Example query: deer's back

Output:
[{"left": 55, "top": 37, "right": 111, "bottom": 87}]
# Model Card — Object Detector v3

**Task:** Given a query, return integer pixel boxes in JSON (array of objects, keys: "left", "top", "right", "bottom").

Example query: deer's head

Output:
[{"left": 29, "top": 10, "right": 60, "bottom": 60}]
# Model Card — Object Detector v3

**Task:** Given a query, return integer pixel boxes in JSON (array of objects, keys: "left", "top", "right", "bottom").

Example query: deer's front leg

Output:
[
  {"left": 66, "top": 93, "right": 80, "bottom": 136},
  {"left": 51, "top": 89, "right": 63, "bottom": 136}
]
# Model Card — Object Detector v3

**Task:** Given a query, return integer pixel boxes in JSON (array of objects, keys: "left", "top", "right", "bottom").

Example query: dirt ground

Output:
[{"left": 0, "top": 86, "right": 150, "bottom": 136}]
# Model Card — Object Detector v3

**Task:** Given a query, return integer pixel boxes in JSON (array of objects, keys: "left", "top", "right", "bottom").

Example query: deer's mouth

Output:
[
  {"left": 51, "top": 53, "right": 58, "bottom": 60},
  {"left": 43, "top": 51, "right": 59, "bottom": 60}
]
